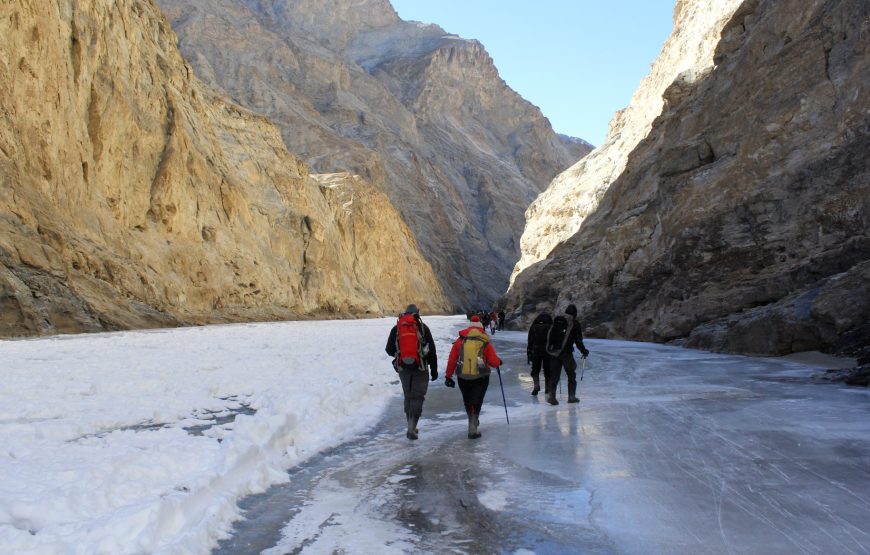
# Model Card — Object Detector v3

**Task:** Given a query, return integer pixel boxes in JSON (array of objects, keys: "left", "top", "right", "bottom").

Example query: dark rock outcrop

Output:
[{"left": 506, "top": 0, "right": 870, "bottom": 356}]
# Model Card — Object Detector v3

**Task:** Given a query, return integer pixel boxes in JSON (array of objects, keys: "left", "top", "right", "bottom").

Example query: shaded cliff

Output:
[
  {"left": 0, "top": 0, "right": 448, "bottom": 337},
  {"left": 507, "top": 0, "right": 870, "bottom": 356},
  {"left": 155, "top": 0, "right": 591, "bottom": 307}
]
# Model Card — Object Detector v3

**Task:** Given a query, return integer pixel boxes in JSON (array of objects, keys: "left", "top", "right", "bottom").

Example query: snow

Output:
[
  {"left": 4, "top": 317, "right": 869, "bottom": 554},
  {"left": 0, "top": 316, "right": 461, "bottom": 554}
]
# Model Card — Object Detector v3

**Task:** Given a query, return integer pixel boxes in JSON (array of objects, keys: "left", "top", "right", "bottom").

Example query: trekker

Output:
[
  {"left": 526, "top": 312, "right": 553, "bottom": 396},
  {"left": 488, "top": 311, "right": 498, "bottom": 334},
  {"left": 444, "top": 316, "right": 503, "bottom": 439},
  {"left": 385, "top": 304, "right": 438, "bottom": 440},
  {"left": 545, "top": 304, "right": 590, "bottom": 406},
  {"left": 497, "top": 310, "right": 506, "bottom": 331}
]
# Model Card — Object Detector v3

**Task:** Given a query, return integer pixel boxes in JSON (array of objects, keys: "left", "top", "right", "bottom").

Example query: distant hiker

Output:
[
  {"left": 545, "top": 304, "right": 590, "bottom": 405},
  {"left": 385, "top": 304, "right": 438, "bottom": 440},
  {"left": 444, "top": 316, "right": 503, "bottom": 439},
  {"left": 526, "top": 312, "right": 553, "bottom": 396},
  {"left": 488, "top": 311, "right": 498, "bottom": 334},
  {"left": 481, "top": 311, "right": 491, "bottom": 331},
  {"left": 497, "top": 310, "right": 506, "bottom": 331}
]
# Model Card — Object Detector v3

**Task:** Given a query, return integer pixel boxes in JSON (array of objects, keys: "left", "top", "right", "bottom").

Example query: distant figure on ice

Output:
[
  {"left": 545, "top": 304, "right": 590, "bottom": 405},
  {"left": 480, "top": 311, "right": 491, "bottom": 331},
  {"left": 526, "top": 312, "right": 553, "bottom": 396},
  {"left": 488, "top": 310, "right": 498, "bottom": 334},
  {"left": 444, "top": 316, "right": 503, "bottom": 439},
  {"left": 385, "top": 304, "right": 438, "bottom": 440},
  {"left": 497, "top": 310, "right": 506, "bottom": 331}
]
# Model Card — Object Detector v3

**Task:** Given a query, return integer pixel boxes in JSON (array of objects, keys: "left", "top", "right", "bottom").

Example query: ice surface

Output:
[
  {"left": 2, "top": 318, "right": 868, "bottom": 554},
  {"left": 218, "top": 329, "right": 870, "bottom": 555}
]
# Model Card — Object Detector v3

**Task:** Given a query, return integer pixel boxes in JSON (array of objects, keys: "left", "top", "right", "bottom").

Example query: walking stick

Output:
[
  {"left": 496, "top": 367, "right": 509, "bottom": 425},
  {"left": 580, "top": 356, "right": 587, "bottom": 381}
]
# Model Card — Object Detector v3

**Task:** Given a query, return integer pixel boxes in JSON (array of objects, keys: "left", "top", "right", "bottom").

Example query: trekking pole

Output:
[
  {"left": 580, "top": 357, "right": 587, "bottom": 381},
  {"left": 496, "top": 367, "right": 509, "bottom": 425}
]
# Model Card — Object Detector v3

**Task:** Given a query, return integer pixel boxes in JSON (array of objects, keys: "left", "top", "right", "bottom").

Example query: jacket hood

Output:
[{"left": 459, "top": 326, "right": 488, "bottom": 339}]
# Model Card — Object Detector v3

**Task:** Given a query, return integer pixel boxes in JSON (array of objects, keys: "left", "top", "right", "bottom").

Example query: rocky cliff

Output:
[
  {"left": 155, "top": 0, "right": 590, "bottom": 307},
  {"left": 0, "top": 0, "right": 448, "bottom": 337},
  {"left": 506, "top": 0, "right": 870, "bottom": 356}
]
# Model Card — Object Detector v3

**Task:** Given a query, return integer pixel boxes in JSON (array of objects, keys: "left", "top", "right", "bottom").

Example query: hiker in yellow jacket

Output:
[{"left": 444, "top": 316, "right": 503, "bottom": 439}]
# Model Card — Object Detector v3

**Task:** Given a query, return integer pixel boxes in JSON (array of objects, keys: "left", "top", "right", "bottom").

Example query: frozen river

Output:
[{"left": 214, "top": 330, "right": 870, "bottom": 555}]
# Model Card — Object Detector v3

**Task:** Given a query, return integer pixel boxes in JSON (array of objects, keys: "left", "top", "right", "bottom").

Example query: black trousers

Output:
[
  {"left": 530, "top": 355, "right": 550, "bottom": 391},
  {"left": 458, "top": 376, "right": 490, "bottom": 415},
  {"left": 399, "top": 368, "right": 429, "bottom": 417},
  {"left": 547, "top": 353, "right": 578, "bottom": 397}
]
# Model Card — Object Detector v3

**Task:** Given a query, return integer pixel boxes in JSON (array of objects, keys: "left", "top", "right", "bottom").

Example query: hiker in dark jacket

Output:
[
  {"left": 526, "top": 312, "right": 553, "bottom": 396},
  {"left": 385, "top": 304, "right": 438, "bottom": 440},
  {"left": 546, "top": 304, "right": 590, "bottom": 406},
  {"left": 444, "top": 316, "right": 502, "bottom": 439},
  {"left": 497, "top": 310, "right": 506, "bottom": 331}
]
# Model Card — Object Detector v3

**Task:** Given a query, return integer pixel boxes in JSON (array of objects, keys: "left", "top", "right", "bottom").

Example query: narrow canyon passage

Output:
[{"left": 214, "top": 331, "right": 870, "bottom": 555}]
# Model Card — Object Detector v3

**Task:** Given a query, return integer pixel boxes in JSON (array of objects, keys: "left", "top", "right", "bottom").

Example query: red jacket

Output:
[{"left": 446, "top": 324, "right": 502, "bottom": 379}]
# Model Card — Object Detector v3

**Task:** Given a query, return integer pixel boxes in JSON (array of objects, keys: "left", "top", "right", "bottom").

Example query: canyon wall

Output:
[
  {"left": 0, "top": 0, "right": 448, "bottom": 337},
  {"left": 155, "top": 0, "right": 591, "bottom": 307},
  {"left": 507, "top": 0, "right": 870, "bottom": 356}
]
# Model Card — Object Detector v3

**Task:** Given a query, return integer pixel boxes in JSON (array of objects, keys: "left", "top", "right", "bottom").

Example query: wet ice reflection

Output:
[{"left": 215, "top": 334, "right": 870, "bottom": 555}]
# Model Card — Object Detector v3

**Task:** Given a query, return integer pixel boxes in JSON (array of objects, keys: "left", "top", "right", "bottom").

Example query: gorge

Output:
[{"left": 1, "top": 0, "right": 867, "bottom": 360}]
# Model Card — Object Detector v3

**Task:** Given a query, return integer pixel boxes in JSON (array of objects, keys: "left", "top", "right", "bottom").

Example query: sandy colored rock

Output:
[
  {"left": 0, "top": 0, "right": 448, "bottom": 338},
  {"left": 155, "top": 0, "right": 591, "bottom": 307},
  {"left": 507, "top": 0, "right": 870, "bottom": 356}
]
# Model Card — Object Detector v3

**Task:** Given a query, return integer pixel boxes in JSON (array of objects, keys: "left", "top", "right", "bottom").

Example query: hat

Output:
[
  {"left": 565, "top": 304, "right": 577, "bottom": 317},
  {"left": 405, "top": 304, "right": 420, "bottom": 315},
  {"left": 470, "top": 315, "right": 480, "bottom": 322}
]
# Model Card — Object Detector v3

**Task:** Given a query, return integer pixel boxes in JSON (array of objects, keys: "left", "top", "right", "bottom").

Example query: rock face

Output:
[
  {"left": 0, "top": 0, "right": 448, "bottom": 338},
  {"left": 510, "top": 0, "right": 744, "bottom": 284},
  {"left": 506, "top": 0, "right": 870, "bottom": 356},
  {"left": 155, "top": 0, "right": 590, "bottom": 307}
]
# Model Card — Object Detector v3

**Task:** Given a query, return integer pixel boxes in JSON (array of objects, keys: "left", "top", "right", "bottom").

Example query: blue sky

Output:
[{"left": 389, "top": 0, "right": 676, "bottom": 146}]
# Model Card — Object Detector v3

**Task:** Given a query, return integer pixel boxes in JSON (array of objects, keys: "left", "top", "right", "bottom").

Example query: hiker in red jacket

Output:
[
  {"left": 444, "top": 316, "right": 502, "bottom": 439},
  {"left": 385, "top": 304, "right": 438, "bottom": 440}
]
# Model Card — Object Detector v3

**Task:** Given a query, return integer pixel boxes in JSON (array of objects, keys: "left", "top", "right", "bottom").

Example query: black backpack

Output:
[
  {"left": 546, "top": 315, "right": 573, "bottom": 356},
  {"left": 529, "top": 313, "right": 553, "bottom": 356}
]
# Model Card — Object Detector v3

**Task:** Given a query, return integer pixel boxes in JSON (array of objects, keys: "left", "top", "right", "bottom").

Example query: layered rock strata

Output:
[
  {"left": 155, "top": 0, "right": 590, "bottom": 307},
  {"left": 507, "top": 0, "right": 870, "bottom": 355},
  {"left": 0, "top": 0, "right": 448, "bottom": 337}
]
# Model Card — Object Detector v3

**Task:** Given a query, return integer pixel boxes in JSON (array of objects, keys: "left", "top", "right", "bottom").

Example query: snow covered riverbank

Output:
[{"left": 0, "top": 316, "right": 462, "bottom": 554}]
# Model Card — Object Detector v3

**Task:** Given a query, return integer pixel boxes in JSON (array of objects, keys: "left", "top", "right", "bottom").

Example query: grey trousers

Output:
[{"left": 399, "top": 368, "right": 429, "bottom": 417}]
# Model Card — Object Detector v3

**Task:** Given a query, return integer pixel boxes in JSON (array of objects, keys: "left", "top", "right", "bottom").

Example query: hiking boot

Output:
[
  {"left": 406, "top": 415, "right": 419, "bottom": 440},
  {"left": 567, "top": 397, "right": 579, "bottom": 404},
  {"left": 547, "top": 393, "right": 559, "bottom": 406},
  {"left": 531, "top": 386, "right": 540, "bottom": 396},
  {"left": 467, "top": 412, "right": 482, "bottom": 439}
]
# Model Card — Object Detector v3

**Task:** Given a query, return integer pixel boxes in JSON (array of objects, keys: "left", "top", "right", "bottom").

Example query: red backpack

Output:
[{"left": 396, "top": 313, "right": 425, "bottom": 370}]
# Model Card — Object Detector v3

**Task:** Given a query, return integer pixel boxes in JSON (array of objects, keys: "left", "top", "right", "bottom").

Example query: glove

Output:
[
  {"left": 430, "top": 368, "right": 438, "bottom": 382},
  {"left": 581, "top": 349, "right": 590, "bottom": 358},
  {"left": 445, "top": 377, "right": 456, "bottom": 388}
]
